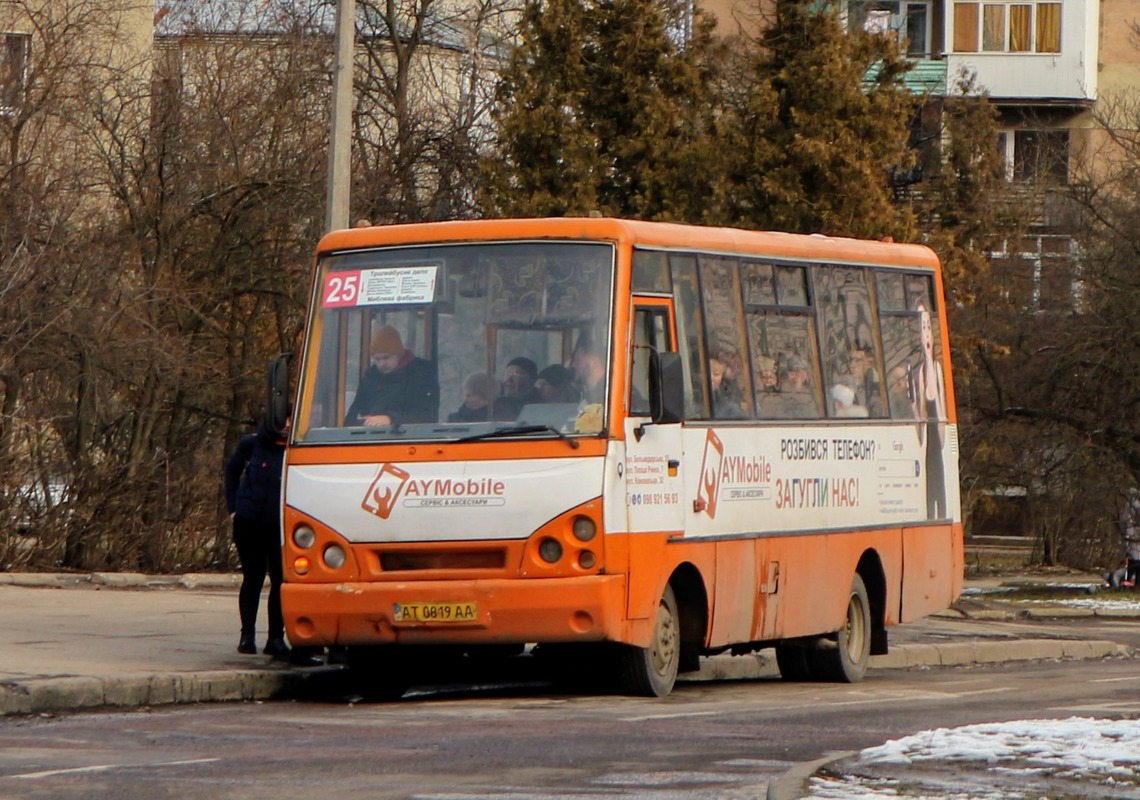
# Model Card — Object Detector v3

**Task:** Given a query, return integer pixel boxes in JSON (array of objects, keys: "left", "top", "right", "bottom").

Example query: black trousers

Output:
[{"left": 232, "top": 515, "right": 284, "bottom": 639}]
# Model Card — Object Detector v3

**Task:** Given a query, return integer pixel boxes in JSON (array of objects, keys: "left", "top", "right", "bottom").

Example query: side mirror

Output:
[
  {"left": 650, "top": 351, "right": 684, "bottom": 424},
  {"left": 266, "top": 357, "right": 290, "bottom": 436}
]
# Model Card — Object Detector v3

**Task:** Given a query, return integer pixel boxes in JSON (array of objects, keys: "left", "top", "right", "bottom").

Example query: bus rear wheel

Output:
[
  {"left": 810, "top": 574, "right": 872, "bottom": 683},
  {"left": 618, "top": 584, "right": 680, "bottom": 697}
]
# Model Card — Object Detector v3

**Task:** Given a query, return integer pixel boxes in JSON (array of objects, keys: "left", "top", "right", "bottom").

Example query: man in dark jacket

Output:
[
  {"left": 224, "top": 420, "right": 290, "bottom": 659},
  {"left": 346, "top": 325, "right": 439, "bottom": 426}
]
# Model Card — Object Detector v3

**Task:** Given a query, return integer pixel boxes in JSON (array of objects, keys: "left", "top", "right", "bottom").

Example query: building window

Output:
[
  {"left": 849, "top": 1, "right": 933, "bottom": 58},
  {"left": 1, "top": 33, "right": 30, "bottom": 115},
  {"left": 998, "top": 129, "right": 1070, "bottom": 183},
  {"left": 952, "top": 2, "right": 1061, "bottom": 53}
]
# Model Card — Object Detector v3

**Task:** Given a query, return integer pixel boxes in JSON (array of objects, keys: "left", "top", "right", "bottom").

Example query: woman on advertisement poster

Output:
[{"left": 913, "top": 300, "right": 947, "bottom": 519}]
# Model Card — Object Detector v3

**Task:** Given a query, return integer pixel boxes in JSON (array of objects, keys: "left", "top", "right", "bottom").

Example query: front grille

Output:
[{"left": 380, "top": 549, "right": 507, "bottom": 571}]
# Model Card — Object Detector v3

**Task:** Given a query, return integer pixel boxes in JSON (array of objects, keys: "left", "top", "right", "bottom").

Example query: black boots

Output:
[
  {"left": 263, "top": 637, "right": 291, "bottom": 660},
  {"left": 238, "top": 633, "right": 257, "bottom": 655}
]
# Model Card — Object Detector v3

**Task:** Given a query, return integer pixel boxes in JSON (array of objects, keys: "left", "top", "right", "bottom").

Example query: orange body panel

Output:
[{"left": 284, "top": 574, "right": 627, "bottom": 647}]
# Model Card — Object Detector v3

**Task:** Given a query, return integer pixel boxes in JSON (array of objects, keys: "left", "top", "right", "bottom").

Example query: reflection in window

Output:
[
  {"left": 699, "top": 256, "right": 752, "bottom": 419},
  {"left": 815, "top": 268, "right": 886, "bottom": 418},
  {"left": 670, "top": 255, "right": 708, "bottom": 419}
]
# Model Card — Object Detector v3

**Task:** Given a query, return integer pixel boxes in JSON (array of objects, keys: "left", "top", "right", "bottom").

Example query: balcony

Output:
[{"left": 944, "top": 0, "right": 1098, "bottom": 103}]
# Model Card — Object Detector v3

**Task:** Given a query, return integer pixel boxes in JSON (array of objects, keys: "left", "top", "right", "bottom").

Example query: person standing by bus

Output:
[
  {"left": 1119, "top": 488, "right": 1140, "bottom": 587},
  {"left": 225, "top": 415, "right": 292, "bottom": 660}
]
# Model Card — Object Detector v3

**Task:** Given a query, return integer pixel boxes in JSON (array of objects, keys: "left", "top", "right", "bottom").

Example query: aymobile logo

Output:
[
  {"left": 696, "top": 428, "right": 724, "bottom": 519},
  {"left": 362, "top": 463, "right": 411, "bottom": 519},
  {"left": 361, "top": 463, "right": 509, "bottom": 519}
]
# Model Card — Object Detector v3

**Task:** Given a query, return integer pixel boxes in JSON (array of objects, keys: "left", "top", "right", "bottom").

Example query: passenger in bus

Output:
[
  {"left": 534, "top": 364, "right": 577, "bottom": 403},
  {"left": 772, "top": 353, "right": 817, "bottom": 418},
  {"left": 346, "top": 325, "right": 440, "bottom": 426},
  {"left": 831, "top": 382, "right": 869, "bottom": 418},
  {"left": 756, "top": 355, "right": 779, "bottom": 393},
  {"left": 447, "top": 371, "right": 500, "bottom": 423},
  {"left": 849, "top": 347, "right": 884, "bottom": 417},
  {"left": 710, "top": 356, "right": 747, "bottom": 419},
  {"left": 571, "top": 334, "right": 607, "bottom": 405},
  {"left": 887, "top": 364, "right": 915, "bottom": 419},
  {"left": 492, "top": 356, "right": 541, "bottom": 419}
]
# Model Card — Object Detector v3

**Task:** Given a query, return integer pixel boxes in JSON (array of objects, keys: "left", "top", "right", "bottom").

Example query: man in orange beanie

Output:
[{"left": 346, "top": 325, "right": 439, "bottom": 426}]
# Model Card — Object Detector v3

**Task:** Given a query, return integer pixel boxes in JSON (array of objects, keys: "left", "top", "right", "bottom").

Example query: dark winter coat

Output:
[
  {"left": 225, "top": 424, "right": 286, "bottom": 525},
  {"left": 346, "top": 351, "right": 439, "bottom": 425}
]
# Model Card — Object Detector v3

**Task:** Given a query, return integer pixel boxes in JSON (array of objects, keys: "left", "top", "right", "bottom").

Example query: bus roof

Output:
[{"left": 316, "top": 218, "right": 941, "bottom": 272}]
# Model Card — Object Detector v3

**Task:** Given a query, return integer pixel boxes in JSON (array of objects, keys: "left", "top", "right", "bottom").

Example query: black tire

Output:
[
  {"left": 345, "top": 645, "right": 411, "bottom": 701},
  {"left": 618, "top": 584, "right": 680, "bottom": 697},
  {"left": 775, "top": 644, "right": 815, "bottom": 681},
  {"left": 810, "top": 574, "right": 872, "bottom": 683}
]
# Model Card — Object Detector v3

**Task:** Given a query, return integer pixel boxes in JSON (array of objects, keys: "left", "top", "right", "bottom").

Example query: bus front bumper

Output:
[{"left": 282, "top": 574, "right": 628, "bottom": 647}]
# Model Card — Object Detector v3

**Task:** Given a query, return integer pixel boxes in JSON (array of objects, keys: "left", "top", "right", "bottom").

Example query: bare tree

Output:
[{"left": 353, "top": 0, "right": 521, "bottom": 223}]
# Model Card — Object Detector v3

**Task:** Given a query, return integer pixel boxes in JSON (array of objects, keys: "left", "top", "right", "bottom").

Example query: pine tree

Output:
[
  {"left": 481, "top": 0, "right": 724, "bottom": 220},
  {"left": 715, "top": 0, "right": 916, "bottom": 238}
]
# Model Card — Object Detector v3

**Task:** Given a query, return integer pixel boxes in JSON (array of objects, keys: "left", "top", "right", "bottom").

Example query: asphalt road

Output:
[{"left": 1, "top": 654, "right": 1136, "bottom": 800}]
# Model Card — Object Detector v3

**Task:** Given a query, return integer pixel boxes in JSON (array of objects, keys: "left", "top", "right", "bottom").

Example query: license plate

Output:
[{"left": 393, "top": 601, "right": 478, "bottom": 623}]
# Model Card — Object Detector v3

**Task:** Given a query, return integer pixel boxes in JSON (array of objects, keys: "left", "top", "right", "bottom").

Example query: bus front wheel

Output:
[
  {"left": 346, "top": 645, "right": 412, "bottom": 701},
  {"left": 811, "top": 574, "right": 872, "bottom": 683},
  {"left": 775, "top": 644, "right": 815, "bottom": 681},
  {"left": 618, "top": 584, "right": 680, "bottom": 697}
]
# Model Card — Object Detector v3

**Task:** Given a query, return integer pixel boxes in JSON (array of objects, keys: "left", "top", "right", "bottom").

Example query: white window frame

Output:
[{"left": 1, "top": 32, "right": 30, "bottom": 117}]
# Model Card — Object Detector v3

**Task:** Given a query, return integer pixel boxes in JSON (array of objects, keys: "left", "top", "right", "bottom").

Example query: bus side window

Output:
[
  {"left": 747, "top": 264, "right": 822, "bottom": 420},
  {"left": 669, "top": 254, "right": 707, "bottom": 419},
  {"left": 698, "top": 255, "right": 753, "bottom": 419},
  {"left": 630, "top": 305, "right": 672, "bottom": 416},
  {"left": 815, "top": 266, "right": 885, "bottom": 418}
]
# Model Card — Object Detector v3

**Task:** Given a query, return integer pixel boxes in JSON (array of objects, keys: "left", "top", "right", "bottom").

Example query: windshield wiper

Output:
[{"left": 456, "top": 424, "right": 580, "bottom": 449}]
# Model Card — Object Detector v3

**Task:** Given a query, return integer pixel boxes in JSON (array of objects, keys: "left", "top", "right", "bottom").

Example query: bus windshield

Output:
[{"left": 296, "top": 240, "right": 615, "bottom": 444}]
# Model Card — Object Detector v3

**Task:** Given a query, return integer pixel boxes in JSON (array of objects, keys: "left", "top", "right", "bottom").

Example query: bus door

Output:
[{"left": 623, "top": 300, "right": 684, "bottom": 536}]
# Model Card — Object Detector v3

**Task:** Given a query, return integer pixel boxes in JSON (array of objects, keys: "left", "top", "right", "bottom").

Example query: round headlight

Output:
[
  {"left": 571, "top": 517, "right": 596, "bottom": 542},
  {"left": 578, "top": 550, "right": 597, "bottom": 569},
  {"left": 538, "top": 537, "right": 563, "bottom": 564},
  {"left": 323, "top": 544, "right": 346, "bottom": 569},
  {"left": 293, "top": 525, "right": 316, "bottom": 549}
]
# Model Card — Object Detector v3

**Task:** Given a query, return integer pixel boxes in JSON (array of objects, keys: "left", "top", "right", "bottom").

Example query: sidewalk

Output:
[{"left": 0, "top": 571, "right": 1134, "bottom": 718}]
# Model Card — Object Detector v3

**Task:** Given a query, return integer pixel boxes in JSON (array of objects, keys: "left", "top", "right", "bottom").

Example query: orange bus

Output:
[{"left": 280, "top": 218, "right": 963, "bottom": 698}]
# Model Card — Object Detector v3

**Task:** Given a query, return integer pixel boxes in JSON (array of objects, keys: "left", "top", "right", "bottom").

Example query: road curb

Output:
[
  {"left": 0, "top": 573, "right": 241, "bottom": 590},
  {"left": 0, "top": 668, "right": 318, "bottom": 717}
]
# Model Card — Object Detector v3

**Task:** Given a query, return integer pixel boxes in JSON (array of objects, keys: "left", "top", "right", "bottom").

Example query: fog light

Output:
[
  {"left": 572, "top": 517, "right": 596, "bottom": 542},
  {"left": 293, "top": 556, "right": 311, "bottom": 575},
  {"left": 293, "top": 525, "right": 316, "bottom": 549},
  {"left": 323, "top": 544, "right": 346, "bottom": 569},
  {"left": 538, "top": 537, "right": 563, "bottom": 563},
  {"left": 578, "top": 550, "right": 596, "bottom": 569}
]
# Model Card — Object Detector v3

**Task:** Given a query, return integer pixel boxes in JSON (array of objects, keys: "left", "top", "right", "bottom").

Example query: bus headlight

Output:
[
  {"left": 538, "top": 538, "right": 563, "bottom": 564},
  {"left": 571, "top": 517, "right": 596, "bottom": 542},
  {"left": 293, "top": 525, "right": 316, "bottom": 549},
  {"left": 578, "top": 550, "right": 597, "bottom": 569},
  {"left": 323, "top": 544, "right": 346, "bottom": 569}
]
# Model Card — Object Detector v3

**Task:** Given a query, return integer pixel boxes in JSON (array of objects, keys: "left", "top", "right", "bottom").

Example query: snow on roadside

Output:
[{"left": 804, "top": 717, "right": 1140, "bottom": 800}]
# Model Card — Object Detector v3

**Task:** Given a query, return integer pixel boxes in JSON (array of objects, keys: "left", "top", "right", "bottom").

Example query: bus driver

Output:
[{"left": 346, "top": 325, "right": 439, "bottom": 427}]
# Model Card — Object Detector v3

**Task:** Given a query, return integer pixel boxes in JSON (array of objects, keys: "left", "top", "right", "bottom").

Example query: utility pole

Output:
[{"left": 325, "top": 0, "right": 355, "bottom": 233}]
